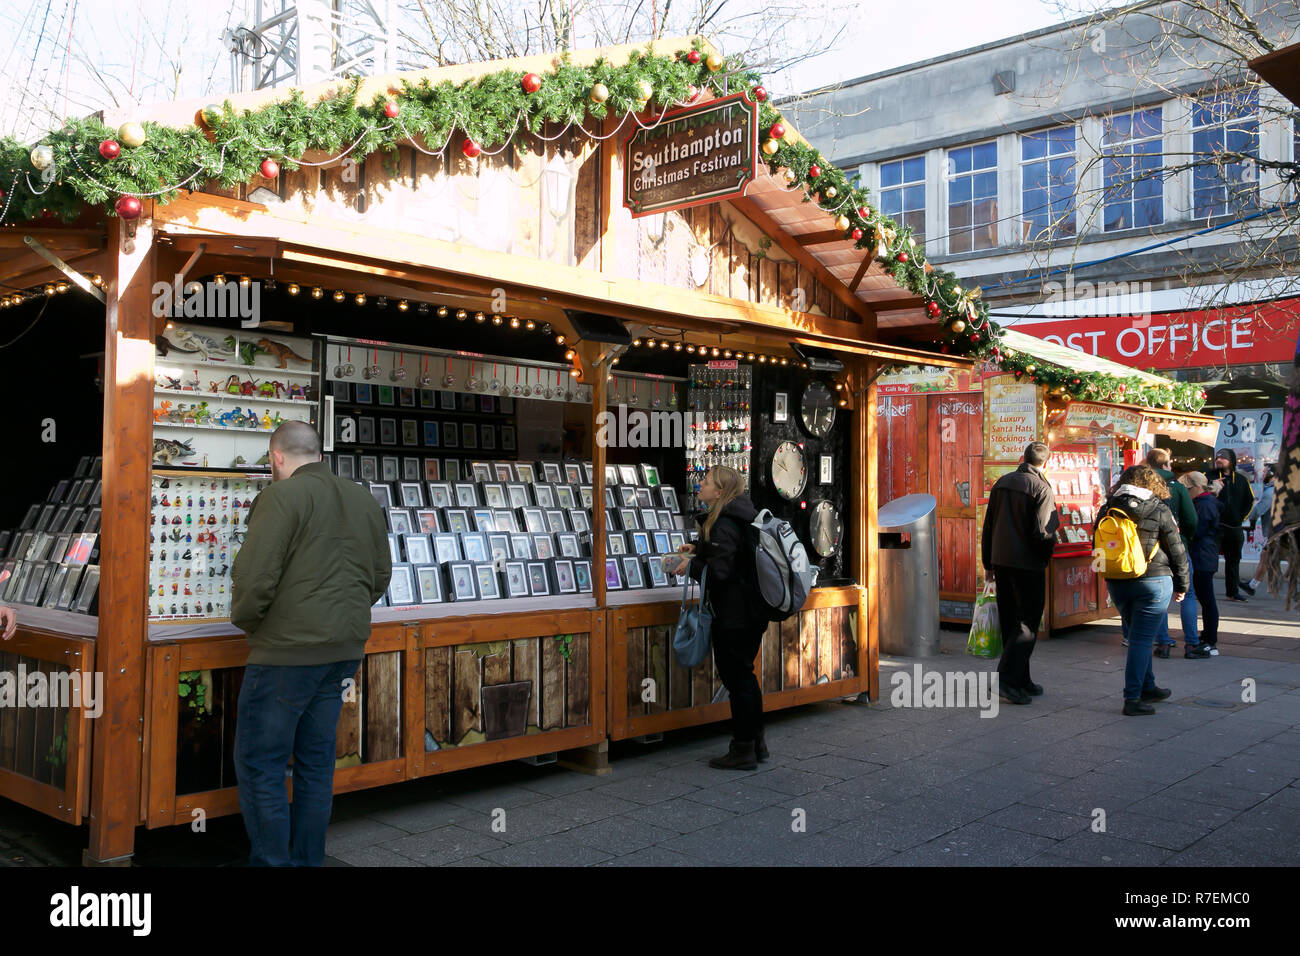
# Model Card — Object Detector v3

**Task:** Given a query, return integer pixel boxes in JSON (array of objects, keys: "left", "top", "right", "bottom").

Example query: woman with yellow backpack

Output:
[{"left": 1094, "top": 464, "right": 1191, "bottom": 716}]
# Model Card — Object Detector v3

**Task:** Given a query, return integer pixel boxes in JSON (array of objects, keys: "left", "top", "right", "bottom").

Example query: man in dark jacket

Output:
[
  {"left": 232, "top": 421, "right": 391, "bottom": 866},
  {"left": 1147, "top": 448, "right": 1201, "bottom": 656},
  {"left": 1213, "top": 448, "right": 1255, "bottom": 602},
  {"left": 981, "top": 442, "right": 1059, "bottom": 705}
]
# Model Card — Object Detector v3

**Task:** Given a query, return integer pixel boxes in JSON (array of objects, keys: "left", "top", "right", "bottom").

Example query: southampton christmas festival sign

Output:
[{"left": 623, "top": 91, "right": 758, "bottom": 217}]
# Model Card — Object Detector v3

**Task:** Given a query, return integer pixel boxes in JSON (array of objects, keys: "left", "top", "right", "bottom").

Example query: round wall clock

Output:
[
  {"left": 800, "top": 381, "right": 836, "bottom": 438},
  {"left": 810, "top": 500, "right": 842, "bottom": 556},
  {"left": 770, "top": 440, "right": 807, "bottom": 500}
]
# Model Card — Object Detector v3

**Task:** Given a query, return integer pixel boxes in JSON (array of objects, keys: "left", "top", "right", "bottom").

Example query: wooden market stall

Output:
[
  {"left": 0, "top": 37, "right": 975, "bottom": 861},
  {"left": 876, "top": 330, "right": 1217, "bottom": 634}
]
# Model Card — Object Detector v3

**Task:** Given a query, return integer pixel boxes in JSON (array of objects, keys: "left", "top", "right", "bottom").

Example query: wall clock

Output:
[
  {"left": 770, "top": 440, "right": 807, "bottom": 500},
  {"left": 810, "top": 500, "right": 842, "bottom": 556},
  {"left": 800, "top": 381, "right": 836, "bottom": 438}
]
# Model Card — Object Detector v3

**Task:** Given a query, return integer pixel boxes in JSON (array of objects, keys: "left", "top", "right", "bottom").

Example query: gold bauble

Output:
[
  {"left": 834, "top": 215, "right": 850, "bottom": 231},
  {"left": 762, "top": 138, "right": 780, "bottom": 156},
  {"left": 119, "top": 121, "right": 146, "bottom": 148},
  {"left": 200, "top": 104, "right": 223, "bottom": 127},
  {"left": 875, "top": 241, "right": 888, "bottom": 259},
  {"left": 589, "top": 83, "right": 610, "bottom": 104},
  {"left": 783, "top": 168, "right": 797, "bottom": 183},
  {"left": 636, "top": 80, "right": 654, "bottom": 101},
  {"left": 1025, "top": 364, "right": 1036, "bottom": 375},
  {"left": 29, "top": 145, "right": 54, "bottom": 170},
  {"left": 825, "top": 186, "right": 837, "bottom": 198},
  {"left": 706, "top": 53, "right": 725, "bottom": 72},
  {"left": 951, "top": 320, "right": 967, "bottom": 334}
]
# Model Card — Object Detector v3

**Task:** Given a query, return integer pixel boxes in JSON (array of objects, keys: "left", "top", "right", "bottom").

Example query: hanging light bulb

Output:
[
  {"left": 556, "top": 334, "right": 566, "bottom": 345},
  {"left": 686, "top": 344, "right": 696, "bottom": 353},
  {"left": 474, "top": 311, "right": 486, "bottom": 323},
  {"left": 417, "top": 302, "right": 429, "bottom": 314},
  {"left": 312, "top": 287, "right": 324, "bottom": 299},
  {"left": 646, "top": 339, "right": 656, "bottom": 348},
  {"left": 44, "top": 283, "right": 56, "bottom": 295},
  {"left": 759, "top": 355, "right": 768, "bottom": 363},
  {"left": 611, "top": 356, "right": 620, "bottom": 365},
  {"left": 747, "top": 353, "right": 756, "bottom": 360},
  {"left": 711, "top": 347, "right": 720, "bottom": 357},
  {"left": 633, "top": 338, "right": 642, "bottom": 347},
  {"left": 492, "top": 313, "right": 503, "bottom": 325},
  {"left": 724, "top": 350, "right": 733, "bottom": 358},
  {"left": 569, "top": 367, "right": 581, "bottom": 378},
  {"left": 397, "top": 299, "right": 409, "bottom": 311},
  {"left": 239, "top": 275, "right": 251, "bottom": 287},
  {"left": 376, "top": 296, "right": 388, "bottom": 309},
  {"left": 333, "top": 290, "right": 345, "bottom": 302},
  {"left": 56, "top": 281, "right": 70, "bottom": 293},
  {"left": 509, "top": 316, "right": 520, "bottom": 328},
  {"left": 673, "top": 342, "right": 682, "bottom": 351},
  {"left": 781, "top": 357, "right": 788, "bottom": 365},
  {"left": 526, "top": 319, "right": 536, "bottom": 330},
  {"left": 564, "top": 349, "right": 576, "bottom": 360},
  {"left": 214, "top": 274, "right": 227, "bottom": 286},
  {"left": 287, "top": 283, "right": 300, "bottom": 295},
  {"left": 354, "top": 293, "right": 366, "bottom": 306}
]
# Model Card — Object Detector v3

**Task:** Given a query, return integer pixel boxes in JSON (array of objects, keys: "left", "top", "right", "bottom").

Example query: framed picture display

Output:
[
  {"left": 415, "top": 565, "right": 443, "bottom": 603},
  {"left": 403, "top": 534, "right": 434, "bottom": 565},
  {"left": 494, "top": 463, "right": 514, "bottom": 482},
  {"left": 509, "top": 533, "right": 533, "bottom": 559},
  {"left": 492, "top": 509, "right": 519, "bottom": 532},
  {"left": 621, "top": 555, "right": 646, "bottom": 589},
  {"left": 454, "top": 482, "right": 478, "bottom": 508},
  {"left": 556, "top": 532, "right": 581, "bottom": 558},
  {"left": 461, "top": 422, "right": 477, "bottom": 449},
  {"left": 668, "top": 531, "right": 687, "bottom": 552},
  {"left": 483, "top": 483, "right": 508, "bottom": 509},
  {"left": 470, "top": 461, "right": 492, "bottom": 482},
  {"left": 604, "top": 558, "right": 623, "bottom": 590},
  {"left": 434, "top": 533, "right": 461, "bottom": 564},
  {"left": 582, "top": 463, "right": 595, "bottom": 483},
  {"left": 459, "top": 393, "right": 475, "bottom": 412},
  {"left": 646, "top": 555, "right": 669, "bottom": 587},
  {"left": 443, "top": 424, "right": 459, "bottom": 449},
  {"left": 578, "top": 486, "right": 594, "bottom": 509},
  {"left": 605, "top": 488, "right": 618, "bottom": 509},
  {"left": 399, "top": 481, "right": 425, "bottom": 508},
  {"left": 378, "top": 385, "right": 395, "bottom": 406},
  {"left": 87, "top": 480, "right": 103, "bottom": 506},
  {"left": 617, "top": 486, "right": 638, "bottom": 508},
  {"left": 532, "top": 533, "right": 555, "bottom": 560},
  {"left": 380, "top": 418, "right": 398, "bottom": 445},
  {"left": 499, "top": 396, "right": 514, "bottom": 414},
  {"left": 819, "top": 454, "right": 833, "bottom": 484},
  {"left": 554, "top": 485, "right": 576, "bottom": 510},
  {"left": 656, "top": 509, "right": 675, "bottom": 530},
  {"left": 415, "top": 509, "right": 442, "bottom": 534},
  {"left": 424, "top": 458, "right": 441, "bottom": 481},
  {"left": 471, "top": 509, "right": 497, "bottom": 533},
  {"left": 419, "top": 388, "right": 437, "bottom": 408},
  {"left": 462, "top": 533, "right": 489, "bottom": 563},
  {"left": 479, "top": 394, "right": 495, "bottom": 414},
  {"left": 61, "top": 508, "right": 86, "bottom": 534},
  {"left": 521, "top": 507, "right": 547, "bottom": 533},
  {"left": 544, "top": 510, "right": 568, "bottom": 534},
  {"left": 439, "top": 390, "right": 456, "bottom": 410},
  {"left": 443, "top": 459, "right": 460, "bottom": 480},
  {"left": 504, "top": 561, "right": 529, "bottom": 598},
  {"left": 73, "top": 564, "right": 101, "bottom": 613},
  {"left": 657, "top": 486, "right": 680, "bottom": 513},
  {"left": 541, "top": 462, "right": 563, "bottom": 483},
  {"left": 570, "top": 510, "right": 591, "bottom": 534},
  {"left": 475, "top": 564, "right": 502, "bottom": 600},
  {"left": 402, "top": 457, "right": 422, "bottom": 482},
  {"left": 83, "top": 509, "right": 102, "bottom": 533},
  {"left": 381, "top": 456, "right": 401, "bottom": 482},
  {"left": 448, "top": 562, "right": 478, "bottom": 601},
  {"left": 533, "top": 484, "right": 556, "bottom": 509},
  {"left": 23, "top": 562, "right": 52, "bottom": 605},
  {"left": 774, "top": 391, "right": 789, "bottom": 423},
  {"left": 641, "top": 464, "right": 660, "bottom": 487},
  {"left": 56, "top": 564, "right": 84, "bottom": 609},
  {"left": 505, "top": 483, "right": 529, "bottom": 509},
  {"left": 388, "top": 564, "right": 416, "bottom": 605},
  {"left": 480, "top": 424, "right": 495, "bottom": 450},
  {"left": 368, "top": 482, "right": 395, "bottom": 510},
  {"left": 356, "top": 416, "right": 378, "bottom": 447},
  {"left": 49, "top": 480, "right": 70, "bottom": 503},
  {"left": 618, "top": 465, "right": 639, "bottom": 486},
  {"left": 514, "top": 462, "right": 536, "bottom": 484},
  {"left": 640, "top": 509, "right": 660, "bottom": 530},
  {"left": 526, "top": 561, "right": 551, "bottom": 596},
  {"left": 630, "top": 530, "right": 652, "bottom": 555},
  {"left": 444, "top": 509, "right": 471, "bottom": 535},
  {"left": 618, "top": 508, "right": 639, "bottom": 531},
  {"left": 652, "top": 531, "right": 672, "bottom": 554},
  {"left": 607, "top": 532, "right": 627, "bottom": 556},
  {"left": 402, "top": 420, "right": 420, "bottom": 446},
  {"left": 564, "top": 463, "right": 583, "bottom": 484},
  {"left": 355, "top": 383, "right": 373, "bottom": 404},
  {"left": 574, "top": 559, "right": 593, "bottom": 593},
  {"left": 487, "top": 533, "right": 512, "bottom": 562},
  {"left": 554, "top": 559, "right": 577, "bottom": 594},
  {"left": 399, "top": 388, "right": 416, "bottom": 407},
  {"left": 423, "top": 422, "right": 440, "bottom": 447},
  {"left": 427, "top": 482, "right": 453, "bottom": 509},
  {"left": 634, "top": 487, "right": 654, "bottom": 509},
  {"left": 387, "top": 509, "right": 414, "bottom": 535}
]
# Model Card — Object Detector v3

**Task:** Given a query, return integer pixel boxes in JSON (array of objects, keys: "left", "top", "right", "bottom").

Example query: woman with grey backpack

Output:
[{"left": 666, "top": 465, "right": 771, "bottom": 770}]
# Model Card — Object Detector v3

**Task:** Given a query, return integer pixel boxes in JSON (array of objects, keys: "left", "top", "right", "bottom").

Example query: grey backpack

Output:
[{"left": 747, "top": 509, "right": 817, "bottom": 621}]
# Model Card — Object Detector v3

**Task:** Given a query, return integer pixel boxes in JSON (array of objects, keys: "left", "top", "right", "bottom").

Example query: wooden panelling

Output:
[
  {"left": 337, "top": 662, "right": 363, "bottom": 766},
  {"left": 423, "top": 648, "right": 451, "bottom": 750},
  {"left": 540, "top": 634, "right": 566, "bottom": 731}
]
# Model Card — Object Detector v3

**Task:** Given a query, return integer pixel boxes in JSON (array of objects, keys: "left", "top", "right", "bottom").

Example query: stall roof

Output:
[
  {"left": 1250, "top": 42, "right": 1300, "bottom": 108},
  {"left": 999, "top": 329, "right": 1171, "bottom": 387}
]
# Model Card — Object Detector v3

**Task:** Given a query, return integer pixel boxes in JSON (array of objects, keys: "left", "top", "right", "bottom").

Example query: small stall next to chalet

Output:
[
  {"left": 0, "top": 37, "right": 977, "bottom": 861},
  {"left": 876, "top": 329, "right": 1216, "bottom": 634}
]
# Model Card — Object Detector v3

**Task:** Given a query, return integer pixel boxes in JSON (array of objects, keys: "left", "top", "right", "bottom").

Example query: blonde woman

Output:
[{"left": 665, "top": 466, "right": 769, "bottom": 769}]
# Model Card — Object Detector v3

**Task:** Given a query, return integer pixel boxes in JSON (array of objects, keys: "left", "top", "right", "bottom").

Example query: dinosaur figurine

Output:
[
  {"left": 156, "top": 334, "right": 200, "bottom": 358},
  {"left": 217, "top": 408, "right": 239, "bottom": 427},
  {"left": 158, "top": 373, "right": 183, "bottom": 390},
  {"left": 237, "top": 341, "right": 259, "bottom": 366},
  {"left": 192, "top": 402, "right": 211, "bottom": 424},
  {"left": 153, "top": 438, "right": 196, "bottom": 465},
  {"left": 260, "top": 410, "right": 274, "bottom": 429},
  {"left": 153, "top": 401, "right": 174, "bottom": 422},
  {"left": 270, "top": 410, "right": 285, "bottom": 428},
  {"left": 257, "top": 338, "right": 311, "bottom": 368},
  {"left": 163, "top": 326, "right": 212, "bottom": 359},
  {"left": 231, "top": 455, "right": 247, "bottom": 467},
  {"left": 255, "top": 451, "right": 270, "bottom": 466}
]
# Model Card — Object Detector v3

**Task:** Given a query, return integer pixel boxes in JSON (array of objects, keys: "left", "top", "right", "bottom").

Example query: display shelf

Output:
[
  {"left": 155, "top": 387, "right": 316, "bottom": 407},
  {"left": 153, "top": 422, "right": 282, "bottom": 435},
  {"left": 156, "top": 358, "right": 317, "bottom": 376}
]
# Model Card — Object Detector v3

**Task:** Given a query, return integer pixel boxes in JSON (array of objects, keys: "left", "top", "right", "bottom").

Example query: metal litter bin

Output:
[{"left": 878, "top": 494, "right": 939, "bottom": 656}]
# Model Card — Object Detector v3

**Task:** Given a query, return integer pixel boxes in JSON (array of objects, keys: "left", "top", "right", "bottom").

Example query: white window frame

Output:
[
  {"left": 1100, "top": 107, "right": 1165, "bottom": 232},
  {"left": 1018, "top": 124, "right": 1078, "bottom": 243},
  {"left": 879, "top": 155, "right": 927, "bottom": 244},
  {"left": 945, "top": 140, "right": 1000, "bottom": 255}
]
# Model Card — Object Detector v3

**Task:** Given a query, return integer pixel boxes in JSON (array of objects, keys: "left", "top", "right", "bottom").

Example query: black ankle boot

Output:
[
  {"left": 754, "top": 731, "right": 769, "bottom": 762},
  {"left": 708, "top": 738, "right": 758, "bottom": 770}
]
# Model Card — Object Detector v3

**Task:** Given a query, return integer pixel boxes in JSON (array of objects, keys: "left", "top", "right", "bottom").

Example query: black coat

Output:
[
  {"left": 1189, "top": 492, "right": 1224, "bottom": 574},
  {"left": 982, "top": 462, "right": 1059, "bottom": 572},
  {"left": 688, "top": 495, "right": 765, "bottom": 631},
  {"left": 1213, "top": 449, "right": 1255, "bottom": 528},
  {"left": 1097, "top": 485, "right": 1191, "bottom": 593}
]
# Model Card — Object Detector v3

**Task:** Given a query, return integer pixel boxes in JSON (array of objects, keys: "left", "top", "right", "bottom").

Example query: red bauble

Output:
[
  {"left": 769, "top": 123, "right": 785, "bottom": 140},
  {"left": 99, "top": 139, "right": 120, "bottom": 159},
  {"left": 969, "top": 333, "right": 979, "bottom": 343},
  {"left": 462, "top": 138, "right": 481, "bottom": 158},
  {"left": 1118, "top": 385, "right": 1126, "bottom": 393},
  {"left": 1071, "top": 378, "right": 1081, "bottom": 385},
  {"left": 926, "top": 301, "right": 941, "bottom": 317},
  {"left": 858, "top": 205, "right": 869, "bottom": 218},
  {"left": 115, "top": 195, "right": 142, "bottom": 220},
  {"left": 687, "top": 50, "right": 701, "bottom": 64},
  {"left": 384, "top": 100, "right": 400, "bottom": 118},
  {"left": 260, "top": 158, "right": 280, "bottom": 179},
  {"left": 851, "top": 228, "right": 863, "bottom": 240},
  {"left": 753, "top": 85, "right": 767, "bottom": 102},
  {"left": 1014, "top": 370, "right": 1023, "bottom": 378},
  {"left": 521, "top": 72, "right": 542, "bottom": 94},
  {"left": 940, "top": 345, "right": 951, "bottom": 354},
  {"left": 808, "top": 164, "right": 821, "bottom": 178},
  {"left": 686, "top": 84, "right": 701, "bottom": 102},
  {"left": 896, "top": 252, "right": 910, "bottom": 263}
]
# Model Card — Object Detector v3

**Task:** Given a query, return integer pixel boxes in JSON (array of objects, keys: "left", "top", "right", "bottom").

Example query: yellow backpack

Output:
[{"left": 1093, "top": 507, "right": 1159, "bottom": 579}]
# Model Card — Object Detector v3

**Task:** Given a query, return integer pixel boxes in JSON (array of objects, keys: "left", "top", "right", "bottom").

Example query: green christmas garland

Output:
[{"left": 0, "top": 40, "right": 1205, "bottom": 412}]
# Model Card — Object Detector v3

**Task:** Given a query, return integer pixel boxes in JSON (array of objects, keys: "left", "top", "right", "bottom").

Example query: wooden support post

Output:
[
  {"left": 86, "top": 218, "right": 155, "bottom": 864},
  {"left": 589, "top": 342, "right": 608, "bottom": 610},
  {"left": 556, "top": 739, "right": 611, "bottom": 776},
  {"left": 862, "top": 358, "right": 880, "bottom": 702}
]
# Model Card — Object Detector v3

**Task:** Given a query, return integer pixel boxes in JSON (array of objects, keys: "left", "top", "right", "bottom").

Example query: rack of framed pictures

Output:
[
  {"left": 0, "top": 454, "right": 104, "bottom": 615},
  {"left": 152, "top": 320, "right": 321, "bottom": 472}
]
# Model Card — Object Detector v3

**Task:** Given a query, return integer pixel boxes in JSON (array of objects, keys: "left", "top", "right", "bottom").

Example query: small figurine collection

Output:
[
  {"left": 155, "top": 326, "right": 312, "bottom": 369},
  {"left": 149, "top": 472, "right": 269, "bottom": 620}
]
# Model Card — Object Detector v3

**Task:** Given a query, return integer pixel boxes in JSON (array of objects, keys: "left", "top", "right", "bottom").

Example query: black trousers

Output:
[
  {"left": 1220, "top": 527, "right": 1244, "bottom": 598},
  {"left": 711, "top": 622, "right": 767, "bottom": 742},
  {"left": 1193, "top": 570, "right": 1219, "bottom": 645},
  {"left": 993, "top": 566, "right": 1047, "bottom": 691}
]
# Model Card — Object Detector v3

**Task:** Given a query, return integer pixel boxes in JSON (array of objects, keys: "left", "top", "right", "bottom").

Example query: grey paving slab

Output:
[
  {"left": 1157, "top": 765, "right": 1293, "bottom": 810},
  {"left": 565, "top": 816, "right": 679, "bottom": 855},
  {"left": 979, "top": 802, "right": 1092, "bottom": 840},
  {"left": 622, "top": 797, "right": 737, "bottom": 833},
  {"left": 888, "top": 822, "right": 1057, "bottom": 866},
  {"left": 1102, "top": 808, "right": 1219, "bottom": 851},
  {"left": 479, "top": 834, "right": 614, "bottom": 867},
  {"left": 443, "top": 783, "right": 552, "bottom": 813},
  {"left": 328, "top": 844, "right": 424, "bottom": 867},
  {"left": 367, "top": 799, "right": 476, "bottom": 834},
  {"left": 831, "top": 795, "right": 987, "bottom": 851},
  {"left": 658, "top": 805, "right": 834, "bottom": 865},
  {"left": 1048, "top": 831, "right": 1176, "bottom": 866},
  {"left": 1019, "top": 771, "right": 1166, "bottom": 816},
  {"left": 683, "top": 780, "right": 790, "bottom": 814},
  {"left": 789, "top": 753, "right": 888, "bottom": 780},
  {"left": 380, "top": 824, "right": 508, "bottom": 866},
  {"left": 526, "top": 789, "right": 646, "bottom": 826},
  {"left": 996, "top": 744, "right": 1132, "bottom": 780},
  {"left": 322, "top": 817, "right": 410, "bottom": 854},
  {"left": 591, "top": 774, "right": 704, "bottom": 805},
  {"left": 594, "top": 845, "right": 701, "bottom": 866},
  {"left": 747, "top": 766, "right": 841, "bottom": 795}
]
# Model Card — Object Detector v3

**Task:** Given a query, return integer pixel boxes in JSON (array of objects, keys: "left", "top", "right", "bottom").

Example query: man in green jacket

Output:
[
  {"left": 1148, "top": 448, "right": 1208, "bottom": 658},
  {"left": 232, "top": 421, "right": 391, "bottom": 866}
]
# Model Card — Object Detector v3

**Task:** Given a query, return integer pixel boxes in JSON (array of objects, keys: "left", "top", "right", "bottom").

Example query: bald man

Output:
[{"left": 231, "top": 421, "right": 391, "bottom": 866}]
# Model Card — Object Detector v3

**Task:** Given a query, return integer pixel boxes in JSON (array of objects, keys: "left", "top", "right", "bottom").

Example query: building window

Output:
[
  {"left": 1102, "top": 107, "right": 1163, "bottom": 231},
  {"left": 946, "top": 142, "right": 998, "bottom": 254},
  {"left": 880, "top": 156, "right": 926, "bottom": 245},
  {"left": 1020, "top": 126, "right": 1077, "bottom": 241},
  {"left": 1191, "top": 90, "right": 1259, "bottom": 218}
]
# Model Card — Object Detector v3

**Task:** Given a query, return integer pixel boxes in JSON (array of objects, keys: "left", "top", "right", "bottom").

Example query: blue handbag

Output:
[{"left": 672, "top": 566, "right": 713, "bottom": 668}]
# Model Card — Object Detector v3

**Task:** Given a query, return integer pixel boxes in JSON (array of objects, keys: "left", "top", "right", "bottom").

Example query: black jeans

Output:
[
  {"left": 993, "top": 566, "right": 1047, "bottom": 691},
  {"left": 1220, "top": 526, "right": 1244, "bottom": 598},
  {"left": 1193, "top": 570, "right": 1219, "bottom": 645},
  {"left": 711, "top": 623, "right": 766, "bottom": 742}
]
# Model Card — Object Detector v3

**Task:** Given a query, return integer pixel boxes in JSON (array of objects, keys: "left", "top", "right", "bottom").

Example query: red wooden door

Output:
[
  {"left": 927, "top": 393, "right": 983, "bottom": 605},
  {"left": 876, "top": 394, "right": 928, "bottom": 505}
]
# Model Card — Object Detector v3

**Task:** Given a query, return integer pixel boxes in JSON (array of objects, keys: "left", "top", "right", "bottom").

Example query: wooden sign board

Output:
[
  {"left": 623, "top": 92, "right": 758, "bottom": 217},
  {"left": 1063, "top": 401, "right": 1144, "bottom": 440},
  {"left": 983, "top": 375, "right": 1041, "bottom": 462}
]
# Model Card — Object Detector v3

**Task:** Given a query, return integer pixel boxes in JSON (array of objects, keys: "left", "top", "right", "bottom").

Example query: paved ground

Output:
[{"left": 2, "top": 582, "right": 1297, "bottom": 867}]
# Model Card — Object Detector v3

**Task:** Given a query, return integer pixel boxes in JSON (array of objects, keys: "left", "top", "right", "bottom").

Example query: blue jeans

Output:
[
  {"left": 1155, "top": 583, "right": 1199, "bottom": 646},
  {"left": 1106, "top": 576, "right": 1173, "bottom": 701},
  {"left": 234, "top": 659, "right": 361, "bottom": 866}
]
